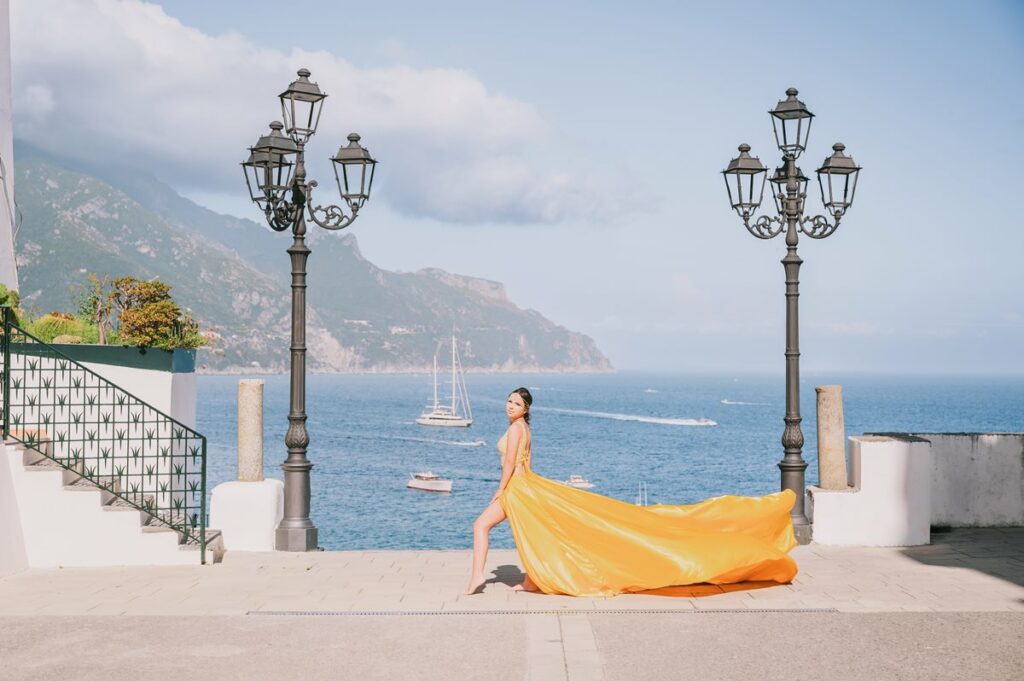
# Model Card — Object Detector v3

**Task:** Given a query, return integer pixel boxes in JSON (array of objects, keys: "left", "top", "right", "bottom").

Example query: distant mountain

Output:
[{"left": 13, "top": 148, "right": 612, "bottom": 373}]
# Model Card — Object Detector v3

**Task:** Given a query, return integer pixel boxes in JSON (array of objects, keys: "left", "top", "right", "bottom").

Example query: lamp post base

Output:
[
  {"left": 275, "top": 525, "right": 319, "bottom": 552},
  {"left": 793, "top": 521, "right": 812, "bottom": 545}
]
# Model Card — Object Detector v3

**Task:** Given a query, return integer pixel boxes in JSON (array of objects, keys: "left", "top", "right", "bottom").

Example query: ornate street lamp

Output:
[
  {"left": 721, "top": 88, "right": 861, "bottom": 544},
  {"left": 242, "top": 68, "right": 378, "bottom": 551}
]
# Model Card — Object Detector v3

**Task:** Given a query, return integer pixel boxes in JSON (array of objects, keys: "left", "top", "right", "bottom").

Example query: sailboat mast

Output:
[
  {"left": 450, "top": 335, "right": 457, "bottom": 412},
  {"left": 462, "top": 344, "right": 472, "bottom": 420},
  {"left": 432, "top": 354, "right": 439, "bottom": 409}
]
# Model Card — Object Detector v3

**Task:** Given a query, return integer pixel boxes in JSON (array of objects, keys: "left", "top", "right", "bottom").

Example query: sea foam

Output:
[{"left": 535, "top": 406, "right": 716, "bottom": 427}]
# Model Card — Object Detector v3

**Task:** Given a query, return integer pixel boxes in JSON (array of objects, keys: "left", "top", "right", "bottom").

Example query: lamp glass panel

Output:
[
  {"left": 724, "top": 170, "right": 764, "bottom": 214},
  {"left": 245, "top": 153, "right": 292, "bottom": 204},
  {"left": 772, "top": 114, "right": 812, "bottom": 157},
  {"left": 281, "top": 96, "right": 324, "bottom": 140},
  {"left": 821, "top": 167, "right": 859, "bottom": 215},
  {"left": 333, "top": 160, "right": 369, "bottom": 206}
]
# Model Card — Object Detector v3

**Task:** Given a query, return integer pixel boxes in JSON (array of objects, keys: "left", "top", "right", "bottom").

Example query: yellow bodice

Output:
[{"left": 497, "top": 424, "right": 532, "bottom": 468}]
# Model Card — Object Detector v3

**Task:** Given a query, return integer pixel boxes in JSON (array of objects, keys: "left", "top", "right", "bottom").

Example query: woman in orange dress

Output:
[{"left": 465, "top": 387, "right": 798, "bottom": 597}]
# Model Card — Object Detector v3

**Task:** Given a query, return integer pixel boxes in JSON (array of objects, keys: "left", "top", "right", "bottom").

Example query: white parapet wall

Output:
[
  {"left": 209, "top": 479, "right": 284, "bottom": 551},
  {"left": 881, "top": 432, "right": 1024, "bottom": 528},
  {"left": 0, "top": 439, "right": 28, "bottom": 576},
  {"left": 807, "top": 435, "right": 932, "bottom": 546},
  {"left": 60, "top": 345, "right": 198, "bottom": 429}
]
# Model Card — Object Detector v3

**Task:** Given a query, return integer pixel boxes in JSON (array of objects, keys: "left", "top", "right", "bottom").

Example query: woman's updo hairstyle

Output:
[{"left": 511, "top": 387, "right": 533, "bottom": 424}]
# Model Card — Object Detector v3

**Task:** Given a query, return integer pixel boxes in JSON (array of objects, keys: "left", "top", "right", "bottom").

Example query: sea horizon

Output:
[{"left": 197, "top": 371, "right": 1023, "bottom": 550}]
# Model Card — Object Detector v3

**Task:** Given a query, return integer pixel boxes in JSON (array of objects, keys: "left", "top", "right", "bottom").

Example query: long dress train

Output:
[{"left": 497, "top": 428, "right": 798, "bottom": 597}]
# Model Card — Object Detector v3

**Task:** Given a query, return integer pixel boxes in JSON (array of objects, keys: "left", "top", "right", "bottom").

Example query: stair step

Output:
[
  {"left": 24, "top": 460, "right": 63, "bottom": 471},
  {"left": 6, "top": 439, "right": 216, "bottom": 564},
  {"left": 141, "top": 525, "right": 183, "bottom": 542}
]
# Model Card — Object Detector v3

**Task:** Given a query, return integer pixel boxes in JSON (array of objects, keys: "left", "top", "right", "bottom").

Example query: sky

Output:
[{"left": 9, "top": 0, "right": 1024, "bottom": 373}]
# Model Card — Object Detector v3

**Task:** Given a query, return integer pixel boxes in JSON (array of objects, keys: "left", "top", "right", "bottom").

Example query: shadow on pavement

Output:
[
  {"left": 899, "top": 527, "right": 1024, "bottom": 587},
  {"left": 490, "top": 564, "right": 527, "bottom": 587},
  {"left": 490, "top": 564, "right": 784, "bottom": 598}
]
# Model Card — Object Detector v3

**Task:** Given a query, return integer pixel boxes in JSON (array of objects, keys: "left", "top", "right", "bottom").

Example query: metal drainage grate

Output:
[{"left": 248, "top": 608, "right": 838, "bottom": 617}]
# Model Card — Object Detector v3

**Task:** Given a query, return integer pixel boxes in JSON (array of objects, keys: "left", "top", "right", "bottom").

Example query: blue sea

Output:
[{"left": 196, "top": 373, "right": 1023, "bottom": 550}]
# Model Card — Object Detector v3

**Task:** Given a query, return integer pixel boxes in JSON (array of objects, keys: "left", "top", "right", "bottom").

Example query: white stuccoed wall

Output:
[
  {"left": 78, "top": 362, "right": 197, "bottom": 429},
  {"left": 911, "top": 433, "right": 1024, "bottom": 527},
  {"left": 808, "top": 435, "right": 932, "bottom": 546},
  {"left": 809, "top": 432, "right": 1024, "bottom": 546},
  {"left": 0, "top": 441, "right": 28, "bottom": 575},
  {"left": 0, "top": 0, "right": 18, "bottom": 291}
]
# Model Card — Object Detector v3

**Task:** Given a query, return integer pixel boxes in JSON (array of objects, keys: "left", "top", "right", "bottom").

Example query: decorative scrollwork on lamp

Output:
[
  {"left": 745, "top": 214, "right": 785, "bottom": 240},
  {"left": 263, "top": 197, "right": 301, "bottom": 233},
  {"left": 799, "top": 214, "right": 839, "bottom": 239}
]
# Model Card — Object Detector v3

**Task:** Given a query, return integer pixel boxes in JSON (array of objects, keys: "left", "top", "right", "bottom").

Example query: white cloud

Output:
[
  {"left": 13, "top": 83, "right": 55, "bottom": 122},
  {"left": 10, "top": 0, "right": 628, "bottom": 224}
]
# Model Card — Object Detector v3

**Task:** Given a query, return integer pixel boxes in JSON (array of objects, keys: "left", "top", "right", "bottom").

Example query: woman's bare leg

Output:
[{"left": 466, "top": 500, "right": 506, "bottom": 594}]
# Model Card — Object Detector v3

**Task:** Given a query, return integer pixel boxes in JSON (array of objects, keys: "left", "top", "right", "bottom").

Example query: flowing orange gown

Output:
[{"left": 497, "top": 427, "right": 798, "bottom": 597}]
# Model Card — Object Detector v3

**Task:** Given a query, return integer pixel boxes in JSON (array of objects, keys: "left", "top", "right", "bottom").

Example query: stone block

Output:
[{"left": 209, "top": 479, "right": 283, "bottom": 551}]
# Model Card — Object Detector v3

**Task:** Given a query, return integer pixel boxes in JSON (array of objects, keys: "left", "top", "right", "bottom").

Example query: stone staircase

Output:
[{"left": 2, "top": 440, "right": 223, "bottom": 567}]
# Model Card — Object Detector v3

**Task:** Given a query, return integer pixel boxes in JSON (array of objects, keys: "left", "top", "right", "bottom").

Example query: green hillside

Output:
[{"left": 14, "top": 155, "right": 611, "bottom": 373}]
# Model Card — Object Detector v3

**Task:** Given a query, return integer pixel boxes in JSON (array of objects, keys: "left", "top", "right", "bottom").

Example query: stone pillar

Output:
[
  {"left": 815, "top": 385, "right": 848, "bottom": 490},
  {"left": 237, "top": 380, "right": 264, "bottom": 482}
]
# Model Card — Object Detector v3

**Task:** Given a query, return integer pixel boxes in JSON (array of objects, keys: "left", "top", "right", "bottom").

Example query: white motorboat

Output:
[
  {"left": 417, "top": 336, "right": 473, "bottom": 427},
  {"left": 406, "top": 471, "right": 453, "bottom": 493},
  {"left": 564, "top": 474, "right": 594, "bottom": 489}
]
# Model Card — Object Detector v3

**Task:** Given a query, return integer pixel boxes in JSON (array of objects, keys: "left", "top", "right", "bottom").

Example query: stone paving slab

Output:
[
  {"left": 1, "top": 612, "right": 1020, "bottom": 681},
  {"left": 1, "top": 528, "right": 1021, "bottom": 616},
  {"left": 1, "top": 529, "right": 1022, "bottom": 681}
]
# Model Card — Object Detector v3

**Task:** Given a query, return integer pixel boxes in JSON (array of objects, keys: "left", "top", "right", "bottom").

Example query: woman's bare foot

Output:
[
  {"left": 465, "top": 577, "right": 487, "bottom": 595},
  {"left": 511, "top": 574, "right": 539, "bottom": 592}
]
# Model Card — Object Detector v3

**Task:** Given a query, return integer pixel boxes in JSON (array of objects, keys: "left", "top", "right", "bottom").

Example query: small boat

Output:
[
  {"left": 563, "top": 474, "right": 594, "bottom": 489},
  {"left": 406, "top": 471, "right": 453, "bottom": 493},
  {"left": 417, "top": 336, "right": 473, "bottom": 427}
]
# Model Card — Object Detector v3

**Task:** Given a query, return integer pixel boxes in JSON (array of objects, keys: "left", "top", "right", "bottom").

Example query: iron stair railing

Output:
[{"left": 0, "top": 307, "right": 208, "bottom": 563}]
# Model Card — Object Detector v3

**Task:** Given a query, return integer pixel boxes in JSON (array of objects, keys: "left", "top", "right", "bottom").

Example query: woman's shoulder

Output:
[
  {"left": 512, "top": 420, "right": 530, "bottom": 439},
  {"left": 506, "top": 420, "right": 528, "bottom": 437}
]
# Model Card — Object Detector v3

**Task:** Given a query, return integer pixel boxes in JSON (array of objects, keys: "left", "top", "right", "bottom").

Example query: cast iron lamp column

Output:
[
  {"left": 242, "top": 68, "right": 378, "bottom": 551},
  {"left": 722, "top": 88, "right": 861, "bottom": 544}
]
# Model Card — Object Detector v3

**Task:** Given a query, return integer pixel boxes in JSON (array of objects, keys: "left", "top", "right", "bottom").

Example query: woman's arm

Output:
[{"left": 490, "top": 424, "right": 522, "bottom": 503}]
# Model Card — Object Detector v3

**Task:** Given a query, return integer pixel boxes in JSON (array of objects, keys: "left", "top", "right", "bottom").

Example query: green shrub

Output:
[
  {"left": 52, "top": 335, "right": 83, "bottom": 344},
  {"left": 73, "top": 316, "right": 101, "bottom": 344},
  {"left": 59, "top": 273, "right": 206, "bottom": 350},
  {"left": 0, "top": 284, "right": 24, "bottom": 325},
  {"left": 31, "top": 313, "right": 85, "bottom": 343},
  {"left": 115, "top": 279, "right": 206, "bottom": 350}
]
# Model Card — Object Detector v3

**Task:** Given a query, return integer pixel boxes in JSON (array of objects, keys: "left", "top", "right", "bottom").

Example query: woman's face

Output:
[{"left": 506, "top": 392, "right": 527, "bottom": 421}]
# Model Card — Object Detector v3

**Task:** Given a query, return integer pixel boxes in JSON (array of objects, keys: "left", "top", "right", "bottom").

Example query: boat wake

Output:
[
  {"left": 372, "top": 435, "right": 486, "bottom": 447},
  {"left": 398, "top": 436, "right": 485, "bottom": 447},
  {"left": 536, "top": 406, "right": 716, "bottom": 427},
  {"left": 720, "top": 399, "right": 770, "bottom": 406}
]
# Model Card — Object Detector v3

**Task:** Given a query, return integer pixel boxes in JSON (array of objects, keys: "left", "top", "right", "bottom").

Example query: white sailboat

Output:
[
  {"left": 635, "top": 480, "right": 649, "bottom": 506},
  {"left": 416, "top": 336, "right": 473, "bottom": 427}
]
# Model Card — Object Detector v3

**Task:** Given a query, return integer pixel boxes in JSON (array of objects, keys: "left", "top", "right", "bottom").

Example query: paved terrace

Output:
[{"left": 1, "top": 528, "right": 1022, "bottom": 680}]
